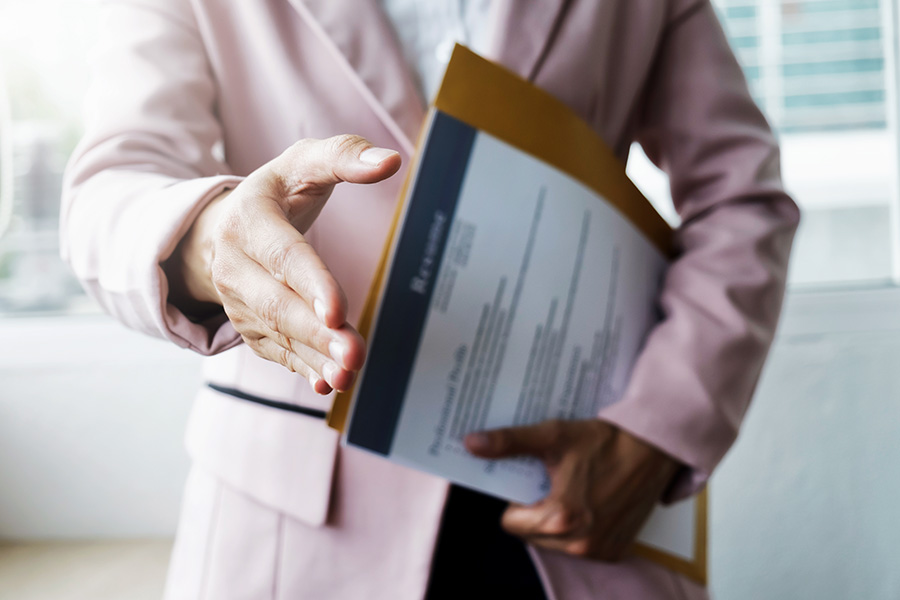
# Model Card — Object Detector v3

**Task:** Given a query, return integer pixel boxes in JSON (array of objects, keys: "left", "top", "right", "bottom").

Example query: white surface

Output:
[
  {"left": 636, "top": 495, "right": 696, "bottom": 562},
  {"left": 627, "top": 130, "right": 897, "bottom": 216},
  {"left": 0, "top": 540, "right": 172, "bottom": 600},
  {"left": 710, "top": 288, "right": 900, "bottom": 599},
  {"left": 779, "top": 130, "right": 895, "bottom": 210},
  {"left": 0, "top": 315, "right": 201, "bottom": 539},
  {"left": 627, "top": 130, "right": 900, "bottom": 286}
]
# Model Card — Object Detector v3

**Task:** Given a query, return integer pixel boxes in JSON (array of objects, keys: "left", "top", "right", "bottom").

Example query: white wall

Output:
[
  {"left": 2, "top": 295, "right": 900, "bottom": 598},
  {"left": 710, "top": 289, "right": 900, "bottom": 599},
  {"left": 0, "top": 316, "right": 201, "bottom": 539}
]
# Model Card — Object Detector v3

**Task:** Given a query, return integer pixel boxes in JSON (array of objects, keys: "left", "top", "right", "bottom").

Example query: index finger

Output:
[{"left": 464, "top": 420, "right": 570, "bottom": 460}]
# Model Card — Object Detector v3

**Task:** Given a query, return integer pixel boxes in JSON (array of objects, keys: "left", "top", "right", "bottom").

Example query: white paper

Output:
[{"left": 348, "top": 119, "right": 697, "bottom": 561}]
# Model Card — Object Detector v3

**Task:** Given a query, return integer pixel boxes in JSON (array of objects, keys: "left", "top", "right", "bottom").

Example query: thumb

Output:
[
  {"left": 465, "top": 421, "right": 568, "bottom": 460},
  {"left": 273, "top": 134, "right": 402, "bottom": 189}
]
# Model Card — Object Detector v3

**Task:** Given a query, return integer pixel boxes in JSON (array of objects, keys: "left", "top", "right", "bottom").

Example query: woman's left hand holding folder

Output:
[{"left": 464, "top": 420, "right": 680, "bottom": 561}]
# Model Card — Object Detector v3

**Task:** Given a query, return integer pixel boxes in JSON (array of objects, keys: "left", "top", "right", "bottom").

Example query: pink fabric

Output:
[{"left": 61, "top": 0, "right": 799, "bottom": 598}]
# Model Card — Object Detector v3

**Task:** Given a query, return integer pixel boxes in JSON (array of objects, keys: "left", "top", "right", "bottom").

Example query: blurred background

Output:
[{"left": 1, "top": 0, "right": 899, "bottom": 598}]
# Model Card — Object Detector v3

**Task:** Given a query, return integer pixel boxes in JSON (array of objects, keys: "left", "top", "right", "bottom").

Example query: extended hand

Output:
[
  {"left": 167, "top": 135, "right": 401, "bottom": 394},
  {"left": 465, "top": 420, "right": 680, "bottom": 561}
]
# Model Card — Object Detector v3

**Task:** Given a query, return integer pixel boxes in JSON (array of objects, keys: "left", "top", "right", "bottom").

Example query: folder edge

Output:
[{"left": 328, "top": 46, "right": 706, "bottom": 584}]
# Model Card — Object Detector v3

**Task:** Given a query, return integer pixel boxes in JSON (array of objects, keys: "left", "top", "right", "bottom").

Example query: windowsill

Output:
[
  {"left": 781, "top": 284, "right": 900, "bottom": 336},
  {"left": 0, "top": 313, "right": 199, "bottom": 370}
]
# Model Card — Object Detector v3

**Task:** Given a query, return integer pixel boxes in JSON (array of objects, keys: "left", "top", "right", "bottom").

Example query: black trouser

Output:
[{"left": 425, "top": 485, "right": 548, "bottom": 600}]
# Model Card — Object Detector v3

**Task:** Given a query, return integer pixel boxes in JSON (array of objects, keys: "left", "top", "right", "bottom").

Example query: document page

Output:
[
  {"left": 345, "top": 111, "right": 667, "bottom": 505},
  {"left": 339, "top": 46, "right": 706, "bottom": 581}
]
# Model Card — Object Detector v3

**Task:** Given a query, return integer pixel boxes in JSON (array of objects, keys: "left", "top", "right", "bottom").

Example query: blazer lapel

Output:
[
  {"left": 287, "top": 0, "right": 572, "bottom": 152},
  {"left": 489, "top": 0, "right": 572, "bottom": 81},
  {"left": 286, "top": 0, "right": 426, "bottom": 155}
]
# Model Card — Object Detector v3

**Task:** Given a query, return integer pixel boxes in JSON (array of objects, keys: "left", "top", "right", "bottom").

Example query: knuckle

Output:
[
  {"left": 283, "top": 138, "right": 316, "bottom": 163},
  {"left": 263, "top": 243, "right": 289, "bottom": 282},
  {"left": 328, "top": 133, "right": 365, "bottom": 157},
  {"left": 273, "top": 140, "right": 316, "bottom": 194},
  {"left": 265, "top": 239, "right": 309, "bottom": 285},
  {"left": 215, "top": 208, "right": 244, "bottom": 239},
  {"left": 279, "top": 346, "right": 298, "bottom": 373},
  {"left": 210, "top": 259, "right": 235, "bottom": 290},
  {"left": 276, "top": 331, "right": 295, "bottom": 355},
  {"left": 226, "top": 306, "right": 250, "bottom": 330},
  {"left": 244, "top": 336, "right": 271, "bottom": 362},
  {"left": 259, "top": 294, "right": 289, "bottom": 332},
  {"left": 240, "top": 332, "right": 257, "bottom": 348},
  {"left": 291, "top": 138, "right": 316, "bottom": 152},
  {"left": 241, "top": 329, "right": 262, "bottom": 343}
]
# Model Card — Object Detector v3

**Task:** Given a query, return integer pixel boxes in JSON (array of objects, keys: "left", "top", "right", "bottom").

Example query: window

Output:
[
  {"left": 630, "top": 0, "right": 900, "bottom": 288},
  {"left": 0, "top": 0, "right": 100, "bottom": 316},
  {"left": 3, "top": 0, "right": 898, "bottom": 318}
]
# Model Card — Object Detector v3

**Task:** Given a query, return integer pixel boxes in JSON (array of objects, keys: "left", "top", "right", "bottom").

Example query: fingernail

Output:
[
  {"left": 328, "top": 340, "right": 346, "bottom": 366},
  {"left": 359, "top": 147, "right": 398, "bottom": 166},
  {"left": 314, "top": 299, "right": 328, "bottom": 324},
  {"left": 313, "top": 377, "right": 333, "bottom": 396}
]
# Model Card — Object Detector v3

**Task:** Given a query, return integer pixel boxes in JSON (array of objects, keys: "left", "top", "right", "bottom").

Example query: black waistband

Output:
[{"left": 206, "top": 383, "right": 327, "bottom": 420}]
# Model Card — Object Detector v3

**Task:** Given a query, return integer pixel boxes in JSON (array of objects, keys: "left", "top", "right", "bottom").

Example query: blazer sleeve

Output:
[
  {"left": 60, "top": 0, "right": 244, "bottom": 355},
  {"left": 597, "top": 0, "right": 801, "bottom": 500}
]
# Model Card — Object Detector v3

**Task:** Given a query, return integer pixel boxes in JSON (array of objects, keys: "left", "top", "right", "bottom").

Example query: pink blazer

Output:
[{"left": 61, "top": 0, "right": 799, "bottom": 598}]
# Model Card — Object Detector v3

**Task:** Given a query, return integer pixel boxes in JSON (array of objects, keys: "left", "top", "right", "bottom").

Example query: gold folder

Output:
[{"left": 328, "top": 45, "right": 707, "bottom": 585}]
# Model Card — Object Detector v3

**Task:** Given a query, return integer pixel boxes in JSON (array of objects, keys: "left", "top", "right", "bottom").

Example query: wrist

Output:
[{"left": 165, "top": 189, "right": 231, "bottom": 313}]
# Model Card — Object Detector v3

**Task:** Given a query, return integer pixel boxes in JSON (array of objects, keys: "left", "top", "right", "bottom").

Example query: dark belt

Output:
[{"left": 206, "top": 382, "right": 327, "bottom": 420}]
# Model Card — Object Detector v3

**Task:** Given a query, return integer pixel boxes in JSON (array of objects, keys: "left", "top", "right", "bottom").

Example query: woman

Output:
[{"left": 61, "top": 1, "right": 799, "bottom": 598}]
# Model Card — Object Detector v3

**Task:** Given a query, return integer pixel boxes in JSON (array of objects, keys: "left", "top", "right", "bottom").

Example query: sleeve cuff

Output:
[
  {"left": 597, "top": 399, "right": 723, "bottom": 503},
  {"left": 154, "top": 175, "right": 245, "bottom": 355}
]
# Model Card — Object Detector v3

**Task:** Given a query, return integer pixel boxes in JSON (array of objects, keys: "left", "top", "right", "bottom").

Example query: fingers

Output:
[
  {"left": 502, "top": 503, "right": 591, "bottom": 543},
  {"left": 220, "top": 258, "right": 363, "bottom": 390},
  {"left": 203, "top": 135, "right": 396, "bottom": 385},
  {"left": 252, "top": 335, "right": 333, "bottom": 394},
  {"left": 229, "top": 136, "right": 401, "bottom": 328},
  {"left": 230, "top": 200, "right": 349, "bottom": 330},
  {"left": 501, "top": 492, "right": 616, "bottom": 560},
  {"left": 507, "top": 500, "right": 638, "bottom": 561},
  {"left": 272, "top": 135, "right": 401, "bottom": 191},
  {"left": 466, "top": 422, "right": 602, "bottom": 555},
  {"left": 501, "top": 499, "right": 600, "bottom": 557},
  {"left": 501, "top": 451, "right": 592, "bottom": 539},
  {"left": 464, "top": 420, "right": 570, "bottom": 460},
  {"left": 254, "top": 326, "right": 358, "bottom": 393},
  {"left": 484, "top": 421, "right": 669, "bottom": 562},
  {"left": 238, "top": 257, "right": 363, "bottom": 369}
]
